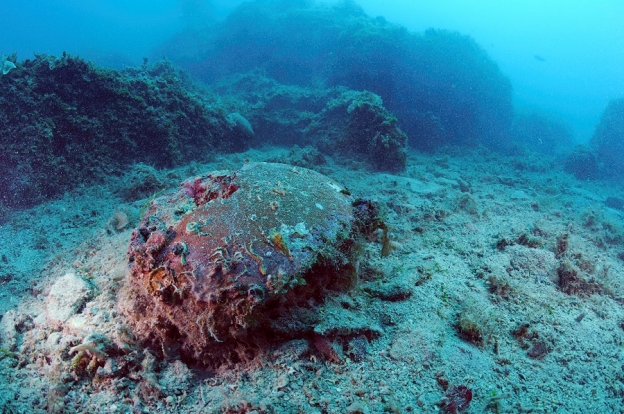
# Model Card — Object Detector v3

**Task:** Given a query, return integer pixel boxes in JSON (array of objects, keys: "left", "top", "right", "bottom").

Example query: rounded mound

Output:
[{"left": 121, "top": 162, "right": 379, "bottom": 363}]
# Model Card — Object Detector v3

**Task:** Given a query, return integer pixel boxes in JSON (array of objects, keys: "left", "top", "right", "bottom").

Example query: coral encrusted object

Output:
[{"left": 121, "top": 162, "right": 381, "bottom": 364}]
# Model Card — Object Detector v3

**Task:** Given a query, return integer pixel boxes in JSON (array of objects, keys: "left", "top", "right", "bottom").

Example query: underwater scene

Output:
[{"left": 1, "top": 0, "right": 624, "bottom": 412}]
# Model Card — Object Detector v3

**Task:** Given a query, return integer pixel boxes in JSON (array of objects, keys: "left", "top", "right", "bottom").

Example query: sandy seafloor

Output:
[{"left": 1, "top": 145, "right": 624, "bottom": 414}]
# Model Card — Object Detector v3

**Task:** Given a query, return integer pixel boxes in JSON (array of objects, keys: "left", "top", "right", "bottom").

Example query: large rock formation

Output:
[
  {"left": 158, "top": 0, "right": 513, "bottom": 151},
  {"left": 121, "top": 162, "right": 383, "bottom": 364},
  {"left": 0, "top": 54, "right": 251, "bottom": 209},
  {"left": 216, "top": 74, "right": 407, "bottom": 172}
]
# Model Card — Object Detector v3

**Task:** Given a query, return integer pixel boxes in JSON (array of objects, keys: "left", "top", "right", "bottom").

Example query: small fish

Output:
[{"left": 533, "top": 55, "right": 546, "bottom": 62}]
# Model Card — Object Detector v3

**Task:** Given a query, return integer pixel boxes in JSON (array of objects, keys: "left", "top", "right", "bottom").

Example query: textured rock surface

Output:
[
  {"left": 216, "top": 74, "right": 407, "bottom": 172},
  {"left": 0, "top": 55, "right": 250, "bottom": 210},
  {"left": 122, "top": 162, "right": 381, "bottom": 363}
]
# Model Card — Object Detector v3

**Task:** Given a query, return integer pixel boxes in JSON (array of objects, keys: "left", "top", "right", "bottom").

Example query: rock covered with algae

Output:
[{"left": 121, "top": 162, "right": 381, "bottom": 363}]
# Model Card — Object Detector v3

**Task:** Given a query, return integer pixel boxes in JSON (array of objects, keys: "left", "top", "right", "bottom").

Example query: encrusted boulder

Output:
[{"left": 121, "top": 162, "right": 381, "bottom": 363}]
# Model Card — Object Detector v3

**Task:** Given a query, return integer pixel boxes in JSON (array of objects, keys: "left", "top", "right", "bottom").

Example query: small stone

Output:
[
  {"left": 346, "top": 401, "right": 370, "bottom": 414},
  {"left": 44, "top": 332, "right": 62, "bottom": 353},
  {"left": 0, "top": 310, "right": 17, "bottom": 351},
  {"left": 96, "top": 358, "right": 120, "bottom": 378},
  {"left": 46, "top": 273, "right": 92, "bottom": 326},
  {"left": 275, "top": 374, "right": 289, "bottom": 390}
]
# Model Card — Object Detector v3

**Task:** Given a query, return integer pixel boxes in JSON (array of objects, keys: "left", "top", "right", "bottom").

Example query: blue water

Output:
[
  {"left": 2, "top": 0, "right": 623, "bottom": 142},
  {"left": 357, "top": 0, "right": 624, "bottom": 143}
]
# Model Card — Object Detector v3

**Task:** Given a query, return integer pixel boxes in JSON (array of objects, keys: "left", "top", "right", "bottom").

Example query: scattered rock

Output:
[
  {"left": 107, "top": 210, "right": 129, "bottom": 233},
  {"left": 527, "top": 341, "right": 550, "bottom": 359},
  {"left": 347, "top": 335, "right": 368, "bottom": 362},
  {"left": 45, "top": 273, "right": 93, "bottom": 326},
  {"left": 346, "top": 400, "right": 370, "bottom": 414},
  {"left": 159, "top": 360, "right": 193, "bottom": 395},
  {"left": 364, "top": 278, "right": 413, "bottom": 301},
  {"left": 556, "top": 262, "right": 603, "bottom": 296},
  {"left": 266, "top": 145, "right": 327, "bottom": 170},
  {"left": 0, "top": 310, "right": 18, "bottom": 351}
]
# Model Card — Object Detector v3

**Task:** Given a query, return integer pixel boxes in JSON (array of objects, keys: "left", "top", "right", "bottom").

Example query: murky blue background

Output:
[{"left": 2, "top": 0, "right": 622, "bottom": 142}]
